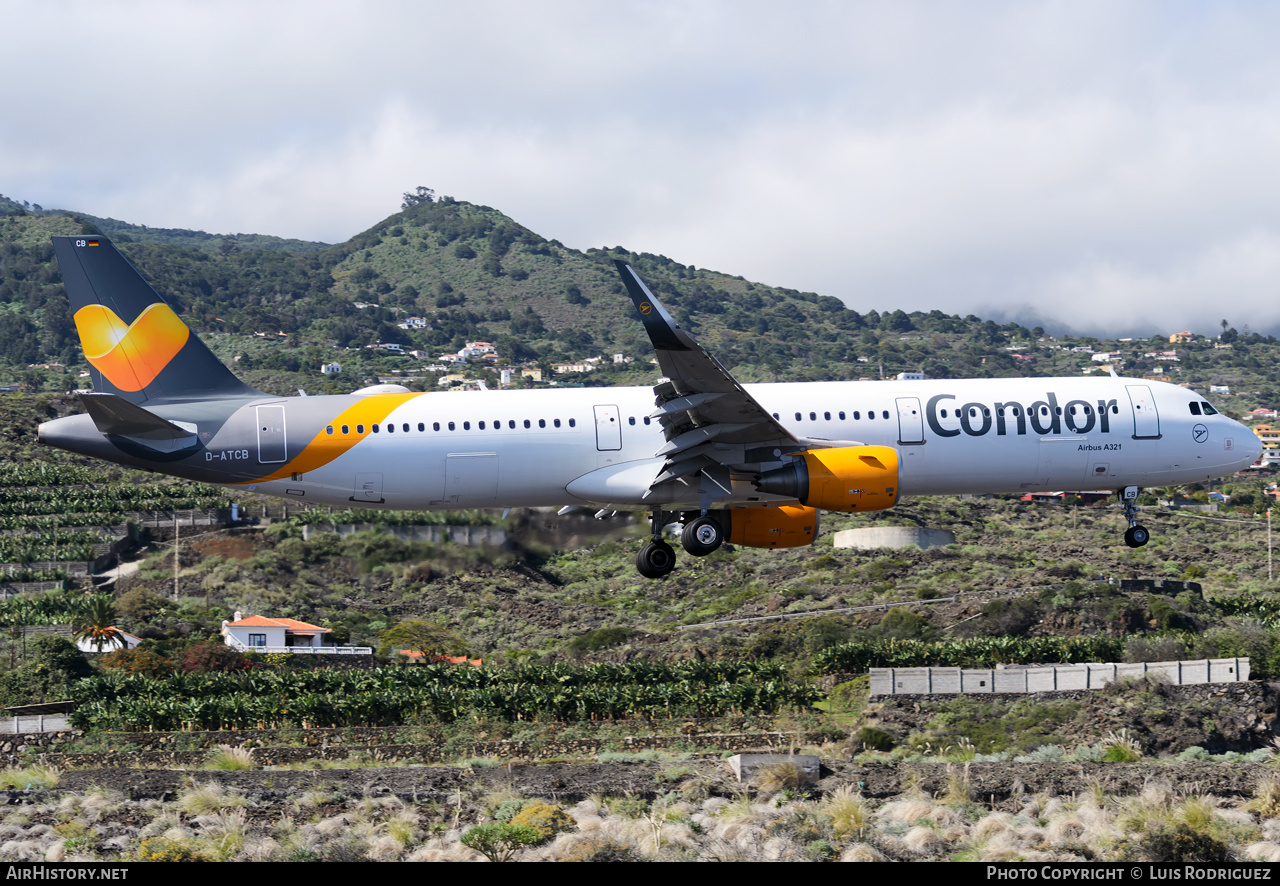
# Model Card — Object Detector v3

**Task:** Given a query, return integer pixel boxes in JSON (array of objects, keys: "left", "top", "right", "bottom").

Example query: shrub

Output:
[
  {"left": 510, "top": 801, "right": 575, "bottom": 842},
  {"left": 492, "top": 798, "right": 526, "bottom": 822},
  {"left": 205, "top": 745, "right": 254, "bottom": 771},
  {"left": 756, "top": 761, "right": 805, "bottom": 792},
  {"left": 134, "top": 837, "right": 209, "bottom": 862},
  {"left": 98, "top": 647, "right": 175, "bottom": 677},
  {"left": 1111, "top": 823, "right": 1231, "bottom": 863},
  {"left": 181, "top": 641, "right": 251, "bottom": 674},
  {"left": 566, "top": 627, "right": 637, "bottom": 657},
  {"left": 460, "top": 822, "right": 543, "bottom": 861},
  {"left": 855, "top": 727, "right": 896, "bottom": 752},
  {"left": 560, "top": 836, "right": 640, "bottom": 862}
]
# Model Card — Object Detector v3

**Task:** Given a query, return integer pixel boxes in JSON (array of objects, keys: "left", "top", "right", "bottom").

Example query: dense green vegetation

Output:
[{"left": 811, "top": 635, "right": 1126, "bottom": 674}]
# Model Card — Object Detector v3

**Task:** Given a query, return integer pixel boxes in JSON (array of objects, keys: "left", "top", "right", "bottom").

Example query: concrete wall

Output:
[
  {"left": 832, "top": 527, "right": 957, "bottom": 551},
  {"left": 870, "top": 658, "right": 1249, "bottom": 695}
]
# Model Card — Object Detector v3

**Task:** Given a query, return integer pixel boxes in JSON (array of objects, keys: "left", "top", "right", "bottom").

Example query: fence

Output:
[
  {"left": 0, "top": 714, "right": 69, "bottom": 734},
  {"left": 870, "top": 658, "right": 1249, "bottom": 695},
  {"left": 300, "top": 523, "right": 508, "bottom": 546}
]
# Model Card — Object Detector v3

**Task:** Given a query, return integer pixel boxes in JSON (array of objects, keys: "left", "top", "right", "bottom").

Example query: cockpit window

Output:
[
  {"left": 1189, "top": 402, "right": 1201, "bottom": 416},
  {"left": 1201, "top": 402, "right": 1218, "bottom": 415}
]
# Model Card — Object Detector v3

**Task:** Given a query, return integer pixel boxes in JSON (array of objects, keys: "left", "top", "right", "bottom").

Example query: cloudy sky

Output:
[{"left": 5, "top": 1, "right": 1280, "bottom": 336}]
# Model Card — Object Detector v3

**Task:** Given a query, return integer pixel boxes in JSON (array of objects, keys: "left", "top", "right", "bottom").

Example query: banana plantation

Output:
[
  {"left": 812, "top": 635, "right": 1129, "bottom": 674},
  {"left": 69, "top": 661, "right": 822, "bottom": 732}
]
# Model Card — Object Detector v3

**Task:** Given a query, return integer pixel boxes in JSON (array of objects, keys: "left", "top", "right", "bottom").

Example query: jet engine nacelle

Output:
[
  {"left": 724, "top": 505, "right": 819, "bottom": 549},
  {"left": 753, "top": 445, "right": 900, "bottom": 512}
]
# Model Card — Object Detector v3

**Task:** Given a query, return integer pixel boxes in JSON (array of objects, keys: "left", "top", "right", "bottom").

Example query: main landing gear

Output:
[
  {"left": 1120, "top": 486, "right": 1151, "bottom": 548},
  {"left": 635, "top": 510, "right": 728, "bottom": 578},
  {"left": 681, "top": 515, "right": 725, "bottom": 557},
  {"left": 636, "top": 509, "right": 677, "bottom": 578}
]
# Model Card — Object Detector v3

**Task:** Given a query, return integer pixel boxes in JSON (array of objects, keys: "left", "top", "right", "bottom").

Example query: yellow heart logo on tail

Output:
[{"left": 74, "top": 303, "right": 190, "bottom": 392}]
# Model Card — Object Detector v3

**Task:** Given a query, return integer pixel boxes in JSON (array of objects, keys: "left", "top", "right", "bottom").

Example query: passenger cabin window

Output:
[
  {"left": 538, "top": 419, "right": 546, "bottom": 428},
  {"left": 478, "top": 421, "right": 485, "bottom": 430},
  {"left": 433, "top": 422, "right": 440, "bottom": 431},
  {"left": 629, "top": 417, "right": 636, "bottom": 425},
  {"left": 341, "top": 425, "right": 349, "bottom": 434},
  {"left": 824, "top": 412, "right": 831, "bottom": 421},
  {"left": 448, "top": 422, "right": 455, "bottom": 431},
  {"left": 326, "top": 426, "right": 334, "bottom": 435},
  {"left": 795, "top": 412, "right": 802, "bottom": 421},
  {"left": 568, "top": 418, "right": 576, "bottom": 427},
  {"left": 810, "top": 412, "right": 816, "bottom": 421},
  {"left": 463, "top": 421, "right": 470, "bottom": 430},
  {"left": 524, "top": 420, "right": 531, "bottom": 428},
  {"left": 644, "top": 417, "right": 651, "bottom": 425},
  {"left": 839, "top": 412, "right": 846, "bottom": 420},
  {"left": 418, "top": 423, "right": 425, "bottom": 432},
  {"left": 372, "top": 424, "right": 379, "bottom": 433},
  {"left": 553, "top": 419, "right": 561, "bottom": 428},
  {"left": 882, "top": 410, "right": 890, "bottom": 419},
  {"left": 356, "top": 424, "right": 365, "bottom": 434}
]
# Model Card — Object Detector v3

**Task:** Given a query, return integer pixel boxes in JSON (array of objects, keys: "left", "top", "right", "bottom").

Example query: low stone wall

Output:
[
  {"left": 4, "top": 727, "right": 805, "bottom": 768},
  {"left": 868, "top": 681, "right": 1276, "bottom": 754}
]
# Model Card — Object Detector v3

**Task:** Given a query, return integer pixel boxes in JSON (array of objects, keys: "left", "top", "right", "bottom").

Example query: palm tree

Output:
[{"left": 73, "top": 595, "right": 119, "bottom": 653}]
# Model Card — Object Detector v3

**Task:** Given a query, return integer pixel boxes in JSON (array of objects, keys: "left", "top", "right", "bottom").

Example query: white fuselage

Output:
[{"left": 244, "top": 377, "right": 1260, "bottom": 510}]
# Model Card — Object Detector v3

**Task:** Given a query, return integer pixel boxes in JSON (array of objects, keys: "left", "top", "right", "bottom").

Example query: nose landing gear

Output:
[{"left": 1120, "top": 486, "right": 1151, "bottom": 548}]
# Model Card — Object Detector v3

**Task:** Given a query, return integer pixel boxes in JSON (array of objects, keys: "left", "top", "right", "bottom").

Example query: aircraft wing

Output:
[{"left": 614, "top": 261, "right": 809, "bottom": 501}]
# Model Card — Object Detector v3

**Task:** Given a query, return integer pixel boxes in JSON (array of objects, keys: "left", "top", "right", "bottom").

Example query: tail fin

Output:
[{"left": 52, "top": 236, "right": 260, "bottom": 404}]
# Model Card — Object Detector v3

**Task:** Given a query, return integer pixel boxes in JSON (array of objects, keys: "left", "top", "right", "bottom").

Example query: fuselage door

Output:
[
  {"left": 256, "top": 405, "right": 287, "bottom": 463},
  {"left": 594, "top": 404, "right": 622, "bottom": 451},
  {"left": 1126, "top": 385, "right": 1162, "bottom": 439},
  {"left": 896, "top": 397, "right": 924, "bottom": 445}
]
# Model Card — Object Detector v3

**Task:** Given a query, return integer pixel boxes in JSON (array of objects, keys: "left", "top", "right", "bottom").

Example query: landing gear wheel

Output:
[
  {"left": 1124, "top": 525, "right": 1150, "bottom": 548},
  {"left": 636, "top": 540, "right": 677, "bottom": 578},
  {"left": 681, "top": 516, "right": 724, "bottom": 557}
]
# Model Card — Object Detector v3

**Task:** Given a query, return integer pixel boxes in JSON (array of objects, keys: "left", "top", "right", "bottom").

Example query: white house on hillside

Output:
[{"left": 221, "top": 612, "right": 371, "bottom": 655}]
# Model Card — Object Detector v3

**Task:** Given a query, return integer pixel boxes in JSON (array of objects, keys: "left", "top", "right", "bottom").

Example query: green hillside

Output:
[{"left": 2, "top": 190, "right": 1279, "bottom": 415}]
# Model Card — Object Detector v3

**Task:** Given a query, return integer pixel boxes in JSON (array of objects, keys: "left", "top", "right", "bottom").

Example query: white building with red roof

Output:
[{"left": 220, "top": 612, "right": 370, "bottom": 655}]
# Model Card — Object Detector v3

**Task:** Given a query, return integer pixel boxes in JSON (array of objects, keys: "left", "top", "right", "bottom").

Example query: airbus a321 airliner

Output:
[{"left": 38, "top": 236, "right": 1261, "bottom": 578}]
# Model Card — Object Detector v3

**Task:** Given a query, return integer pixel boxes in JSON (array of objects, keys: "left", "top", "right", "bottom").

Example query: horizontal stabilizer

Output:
[{"left": 79, "top": 393, "right": 194, "bottom": 441}]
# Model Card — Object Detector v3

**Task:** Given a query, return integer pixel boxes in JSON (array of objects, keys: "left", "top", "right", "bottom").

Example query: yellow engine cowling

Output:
[
  {"left": 725, "top": 505, "right": 819, "bottom": 549},
  {"left": 753, "top": 445, "right": 900, "bottom": 513}
]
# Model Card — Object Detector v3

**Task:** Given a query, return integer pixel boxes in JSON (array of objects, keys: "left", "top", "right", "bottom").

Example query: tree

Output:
[
  {"left": 379, "top": 620, "right": 466, "bottom": 661},
  {"left": 73, "top": 595, "right": 120, "bottom": 653},
  {"left": 401, "top": 186, "right": 435, "bottom": 209}
]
